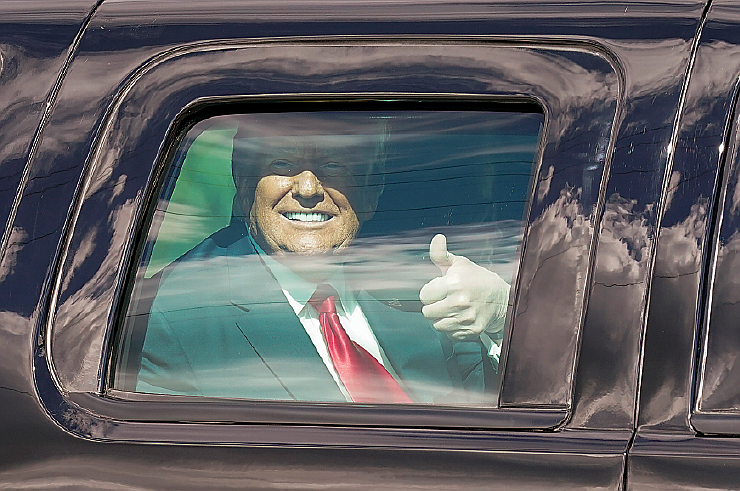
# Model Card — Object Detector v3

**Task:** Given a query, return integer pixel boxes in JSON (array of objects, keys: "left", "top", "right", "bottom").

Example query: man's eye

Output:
[
  {"left": 320, "top": 162, "right": 348, "bottom": 177},
  {"left": 268, "top": 159, "right": 297, "bottom": 176}
]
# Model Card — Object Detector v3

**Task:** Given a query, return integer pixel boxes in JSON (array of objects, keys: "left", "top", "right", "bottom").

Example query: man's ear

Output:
[
  {"left": 232, "top": 175, "right": 255, "bottom": 221},
  {"left": 358, "top": 147, "right": 386, "bottom": 222},
  {"left": 358, "top": 181, "right": 384, "bottom": 222}
]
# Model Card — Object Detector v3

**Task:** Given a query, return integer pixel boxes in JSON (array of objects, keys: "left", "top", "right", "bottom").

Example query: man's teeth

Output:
[{"left": 284, "top": 212, "right": 331, "bottom": 222}]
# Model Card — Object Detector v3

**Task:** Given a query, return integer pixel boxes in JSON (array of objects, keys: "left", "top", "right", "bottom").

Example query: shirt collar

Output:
[{"left": 249, "top": 232, "right": 350, "bottom": 312}]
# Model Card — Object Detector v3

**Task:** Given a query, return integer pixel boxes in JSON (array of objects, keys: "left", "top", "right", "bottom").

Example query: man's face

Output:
[{"left": 242, "top": 135, "right": 380, "bottom": 256}]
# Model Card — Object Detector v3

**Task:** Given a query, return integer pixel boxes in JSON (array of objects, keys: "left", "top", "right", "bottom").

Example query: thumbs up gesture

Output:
[{"left": 419, "top": 234, "right": 510, "bottom": 341}]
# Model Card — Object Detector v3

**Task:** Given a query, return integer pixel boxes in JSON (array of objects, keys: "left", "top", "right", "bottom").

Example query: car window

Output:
[
  {"left": 44, "top": 42, "right": 618, "bottom": 431},
  {"left": 112, "top": 108, "right": 543, "bottom": 405},
  {"left": 698, "top": 108, "right": 740, "bottom": 413}
]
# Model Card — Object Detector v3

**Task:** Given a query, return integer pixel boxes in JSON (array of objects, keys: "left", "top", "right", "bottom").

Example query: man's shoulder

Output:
[
  {"left": 151, "top": 220, "right": 256, "bottom": 295},
  {"left": 147, "top": 221, "right": 264, "bottom": 318},
  {"left": 178, "top": 220, "right": 253, "bottom": 262}
]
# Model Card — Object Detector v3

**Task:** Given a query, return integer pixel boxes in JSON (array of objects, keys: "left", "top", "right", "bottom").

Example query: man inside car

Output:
[{"left": 136, "top": 113, "right": 509, "bottom": 403}]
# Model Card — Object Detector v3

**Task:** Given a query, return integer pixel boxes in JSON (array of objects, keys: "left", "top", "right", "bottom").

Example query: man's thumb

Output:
[{"left": 429, "top": 234, "right": 453, "bottom": 274}]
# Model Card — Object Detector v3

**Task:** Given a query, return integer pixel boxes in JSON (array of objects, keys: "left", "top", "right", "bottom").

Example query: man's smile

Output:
[{"left": 282, "top": 211, "right": 333, "bottom": 222}]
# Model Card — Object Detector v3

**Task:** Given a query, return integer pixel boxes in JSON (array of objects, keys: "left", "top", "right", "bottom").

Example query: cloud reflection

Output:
[
  {"left": 146, "top": 220, "right": 523, "bottom": 305},
  {"left": 568, "top": 192, "right": 653, "bottom": 425},
  {"left": 0, "top": 227, "right": 27, "bottom": 283},
  {"left": 578, "top": 195, "right": 708, "bottom": 426},
  {"left": 53, "top": 198, "right": 136, "bottom": 392}
]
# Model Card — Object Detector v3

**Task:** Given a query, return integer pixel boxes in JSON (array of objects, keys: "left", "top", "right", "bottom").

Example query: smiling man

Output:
[
  {"left": 233, "top": 120, "right": 385, "bottom": 279},
  {"left": 135, "top": 112, "right": 508, "bottom": 404}
]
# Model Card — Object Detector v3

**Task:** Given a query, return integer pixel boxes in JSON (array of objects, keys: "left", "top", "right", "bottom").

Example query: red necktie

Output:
[{"left": 309, "top": 285, "right": 412, "bottom": 403}]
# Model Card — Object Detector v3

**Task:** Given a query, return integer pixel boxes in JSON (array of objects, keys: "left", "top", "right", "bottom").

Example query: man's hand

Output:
[{"left": 419, "top": 234, "right": 510, "bottom": 341}]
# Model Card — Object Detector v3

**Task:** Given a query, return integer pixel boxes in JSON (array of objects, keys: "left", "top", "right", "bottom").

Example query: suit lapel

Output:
[
  {"left": 357, "top": 291, "right": 456, "bottom": 403},
  {"left": 225, "top": 239, "right": 344, "bottom": 402},
  {"left": 213, "top": 233, "right": 485, "bottom": 404}
]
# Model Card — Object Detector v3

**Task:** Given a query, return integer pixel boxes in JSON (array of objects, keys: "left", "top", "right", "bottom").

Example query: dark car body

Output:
[{"left": 4, "top": 0, "right": 740, "bottom": 489}]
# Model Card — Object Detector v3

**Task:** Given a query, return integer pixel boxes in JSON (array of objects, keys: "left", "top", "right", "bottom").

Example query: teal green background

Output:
[{"left": 146, "top": 127, "right": 237, "bottom": 277}]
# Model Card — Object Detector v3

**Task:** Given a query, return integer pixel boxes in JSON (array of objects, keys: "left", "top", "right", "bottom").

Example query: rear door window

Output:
[{"left": 113, "top": 108, "right": 543, "bottom": 405}]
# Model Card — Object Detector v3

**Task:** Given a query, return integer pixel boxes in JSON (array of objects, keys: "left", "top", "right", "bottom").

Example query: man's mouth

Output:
[{"left": 283, "top": 212, "right": 332, "bottom": 222}]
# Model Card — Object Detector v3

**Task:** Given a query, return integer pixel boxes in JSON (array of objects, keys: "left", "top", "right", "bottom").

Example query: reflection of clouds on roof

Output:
[{"left": 0, "top": 46, "right": 66, "bottom": 167}]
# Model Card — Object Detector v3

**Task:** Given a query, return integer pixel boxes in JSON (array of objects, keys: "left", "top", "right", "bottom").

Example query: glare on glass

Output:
[{"left": 113, "top": 110, "right": 543, "bottom": 405}]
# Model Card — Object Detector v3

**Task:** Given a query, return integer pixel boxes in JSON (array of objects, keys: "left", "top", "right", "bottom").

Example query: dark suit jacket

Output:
[{"left": 134, "top": 221, "right": 494, "bottom": 404}]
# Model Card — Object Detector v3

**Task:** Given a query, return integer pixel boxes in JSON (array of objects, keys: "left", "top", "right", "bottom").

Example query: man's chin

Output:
[
  {"left": 265, "top": 234, "right": 354, "bottom": 256},
  {"left": 280, "top": 244, "right": 348, "bottom": 256},
  {"left": 271, "top": 247, "right": 347, "bottom": 282}
]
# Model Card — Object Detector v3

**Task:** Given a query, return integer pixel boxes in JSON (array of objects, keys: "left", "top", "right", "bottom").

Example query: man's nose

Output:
[{"left": 292, "top": 170, "right": 324, "bottom": 200}]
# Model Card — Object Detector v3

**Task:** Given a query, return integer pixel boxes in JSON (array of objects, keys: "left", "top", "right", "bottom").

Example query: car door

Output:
[
  {"left": 629, "top": 1, "right": 740, "bottom": 488},
  {"left": 0, "top": 1, "right": 708, "bottom": 489}
]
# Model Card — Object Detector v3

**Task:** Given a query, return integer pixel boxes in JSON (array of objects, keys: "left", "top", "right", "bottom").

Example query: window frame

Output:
[
  {"left": 36, "top": 38, "right": 622, "bottom": 442},
  {"left": 110, "top": 97, "right": 544, "bottom": 404},
  {"left": 692, "top": 78, "right": 740, "bottom": 435}
]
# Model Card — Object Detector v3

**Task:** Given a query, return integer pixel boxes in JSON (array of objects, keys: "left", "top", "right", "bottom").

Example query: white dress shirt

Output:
[{"left": 253, "top": 242, "right": 399, "bottom": 400}]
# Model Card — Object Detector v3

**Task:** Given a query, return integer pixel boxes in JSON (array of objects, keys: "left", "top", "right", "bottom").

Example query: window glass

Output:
[
  {"left": 699, "top": 127, "right": 740, "bottom": 412},
  {"left": 113, "top": 109, "right": 543, "bottom": 405}
]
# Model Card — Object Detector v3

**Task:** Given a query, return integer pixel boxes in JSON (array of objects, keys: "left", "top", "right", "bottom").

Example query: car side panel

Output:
[
  {"left": 0, "top": 1, "right": 709, "bottom": 489},
  {"left": 629, "top": 2, "right": 740, "bottom": 490},
  {"left": 0, "top": 0, "right": 105, "bottom": 471}
]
